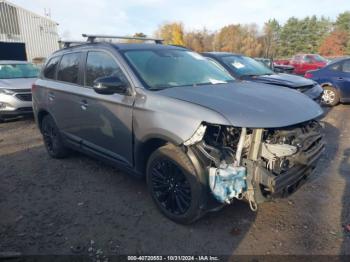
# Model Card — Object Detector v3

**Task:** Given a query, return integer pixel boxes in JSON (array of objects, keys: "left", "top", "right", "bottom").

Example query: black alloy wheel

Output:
[{"left": 150, "top": 158, "right": 192, "bottom": 215}]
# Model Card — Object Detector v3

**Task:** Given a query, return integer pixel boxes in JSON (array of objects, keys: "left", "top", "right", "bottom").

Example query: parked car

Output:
[
  {"left": 275, "top": 54, "right": 328, "bottom": 75},
  {"left": 33, "top": 35, "right": 325, "bottom": 224},
  {"left": 0, "top": 61, "right": 39, "bottom": 121},
  {"left": 203, "top": 52, "right": 323, "bottom": 102},
  {"left": 305, "top": 57, "right": 350, "bottom": 106},
  {"left": 254, "top": 57, "right": 294, "bottom": 74}
]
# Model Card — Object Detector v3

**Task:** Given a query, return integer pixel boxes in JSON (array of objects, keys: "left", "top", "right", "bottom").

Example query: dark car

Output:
[
  {"left": 255, "top": 58, "right": 294, "bottom": 74},
  {"left": 33, "top": 35, "right": 324, "bottom": 224},
  {"left": 305, "top": 57, "right": 350, "bottom": 106},
  {"left": 202, "top": 52, "right": 323, "bottom": 101}
]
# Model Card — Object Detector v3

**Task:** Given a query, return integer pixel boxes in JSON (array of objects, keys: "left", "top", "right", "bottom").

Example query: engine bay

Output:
[{"left": 185, "top": 120, "right": 325, "bottom": 210}]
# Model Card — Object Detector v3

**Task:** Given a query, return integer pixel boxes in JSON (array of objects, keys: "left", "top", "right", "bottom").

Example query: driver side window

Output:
[
  {"left": 85, "top": 51, "right": 129, "bottom": 87},
  {"left": 304, "top": 55, "right": 313, "bottom": 63}
]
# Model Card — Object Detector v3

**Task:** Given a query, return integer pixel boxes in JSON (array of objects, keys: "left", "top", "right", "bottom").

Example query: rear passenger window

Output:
[
  {"left": 342, "top": 60, "right": 350, "bottom": 73},
  {"left": 304, "top": 56, "right": 312, "bottom": 63},
  {"left": 85, "top": 51, "right": 128, "bottom": 87},
  {"left": 57, "top": 53, "right": 81, "bottom": 84},
  {"left": 330, "top": 63, "right": 341, "bottom": 71},
  {"left": 43, "top": 56, "right": 60, "bottom": 80}
]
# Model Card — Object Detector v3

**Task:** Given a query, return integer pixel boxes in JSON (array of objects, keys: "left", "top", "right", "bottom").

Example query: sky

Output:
[{"left": 8, "top": 0, "right": 350, "bottom": 40}]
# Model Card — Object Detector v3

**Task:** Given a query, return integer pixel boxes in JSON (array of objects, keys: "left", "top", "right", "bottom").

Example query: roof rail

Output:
[
  {"left": 58, "top": 40, "right": 87, "bottom": 48},
  {"left": 82, "top": 34, "right": 164, "bottom": 44}
]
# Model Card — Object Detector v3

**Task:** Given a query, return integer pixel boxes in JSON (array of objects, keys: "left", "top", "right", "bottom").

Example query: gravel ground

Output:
[{"left": 0, "top": 105, "right": 349, "bottom": 258}]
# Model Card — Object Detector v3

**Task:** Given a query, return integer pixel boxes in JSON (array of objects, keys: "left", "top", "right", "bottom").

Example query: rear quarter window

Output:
[
  {"left": 329, "top": 63, "right": 342, "bottom": 71},
  {"left": 43, "top": 56, "right": 61, "bottom": 80},
  {"left": 342, "top": 60, "right": 350, "bottom": 73},
  {"left": 57, "top": 52, "right": 82, "bottom": 84}
]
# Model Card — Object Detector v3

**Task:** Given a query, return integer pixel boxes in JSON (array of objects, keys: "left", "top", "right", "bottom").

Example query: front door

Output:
[{"left": 76, "top": 50, "right": 134, "bottom": 166}]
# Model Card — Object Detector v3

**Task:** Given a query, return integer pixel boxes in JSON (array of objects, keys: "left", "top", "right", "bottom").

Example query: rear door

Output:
[
  {"left": 50, "top": 52, "right": 86, "bottom": 147},
  {"left": 334, "top": 59, "right": 350, "bottom": 99},
  {"left": 291, "top": 55, "right": 302, "bottom": 74},
  {"left": 300, "top": 55, "right": 314, "bottom": 74}
]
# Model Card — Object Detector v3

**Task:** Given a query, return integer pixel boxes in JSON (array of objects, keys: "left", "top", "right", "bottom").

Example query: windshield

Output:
[
  {"left": 221, "top": 55, "right": 274, "bottom": 77},
  {"left": 123, "top": 49, "right": 234, "bottom": 90},
  {"left": 0, "top": 63, "right": 39, "bottom": 79}
]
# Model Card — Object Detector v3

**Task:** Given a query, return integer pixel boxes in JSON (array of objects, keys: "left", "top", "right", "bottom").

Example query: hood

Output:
[
  {"left": 244, "top": 73, "right": 315, "bottom": 89},
  {"left": 0, "top": 78, "right": 36, "bottom": 90},
  {"left": 158, "top": 82, "right": 323, "bottom": 128}
]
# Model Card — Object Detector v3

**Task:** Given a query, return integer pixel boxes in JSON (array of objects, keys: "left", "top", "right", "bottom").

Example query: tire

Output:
[
  {"left": 146, "top": 144, "right": 207, "bottom": 224},
  {"left": 321, "top": 85, "right": 340, "bottom": 106},
  {"left": 41, "top": 115, "right": 69, "bottom": 158}
]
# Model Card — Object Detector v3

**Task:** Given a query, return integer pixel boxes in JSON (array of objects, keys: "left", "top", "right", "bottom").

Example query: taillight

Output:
[{"left": 304, "top": 72, "right": 313, "bottom": 78}]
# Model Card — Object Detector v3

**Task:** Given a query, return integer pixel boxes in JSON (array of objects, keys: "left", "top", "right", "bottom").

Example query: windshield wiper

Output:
[{"left": 193, "top": 80, "right": 233, "bottom": 86}]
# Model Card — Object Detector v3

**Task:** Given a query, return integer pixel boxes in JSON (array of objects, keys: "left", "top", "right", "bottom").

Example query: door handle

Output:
[
  {"left": 80, "top": 99, "right": 88, "bottom": 110},
  {"left": 48, "top": 92, "right": 55, "bottom": 101},
  {"left": 337, "top": 77, "right": 344, "bottom": 81}
]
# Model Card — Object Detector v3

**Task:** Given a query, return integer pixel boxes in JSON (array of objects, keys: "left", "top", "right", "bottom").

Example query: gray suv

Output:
[{"left": 33, "top": 35, "right": 325, "bottom": 224}]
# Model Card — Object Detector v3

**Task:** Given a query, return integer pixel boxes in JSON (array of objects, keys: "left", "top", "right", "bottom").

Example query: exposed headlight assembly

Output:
[{"left": 0, "top": 88, "right": 15, "bottom": 95}]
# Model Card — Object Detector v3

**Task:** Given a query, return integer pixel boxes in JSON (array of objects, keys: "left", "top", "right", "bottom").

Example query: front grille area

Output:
[
  {"left": 10, "top": 89, "right": 31, "bottom": 93},
  {"left": 15, "top": 93, "right": 32, "bottom": 101},
  {"left": 17, "top": 107, "right": 33, "bottom": 112}
]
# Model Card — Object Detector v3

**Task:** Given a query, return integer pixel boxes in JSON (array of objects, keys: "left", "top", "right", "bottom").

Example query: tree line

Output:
[{"left": 139, "top": 11, "right": 350, "bottom": 59}]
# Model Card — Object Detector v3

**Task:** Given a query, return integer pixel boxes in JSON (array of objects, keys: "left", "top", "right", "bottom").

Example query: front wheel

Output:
[
  {"left": 321, "top": 85, "right": 340, "bottom": 106},
  {"left": 146, "top": 144, "right": 207, "bottom": 224},
  {"left": 41, "top": 115, "right": 69, "bottom": 158}
]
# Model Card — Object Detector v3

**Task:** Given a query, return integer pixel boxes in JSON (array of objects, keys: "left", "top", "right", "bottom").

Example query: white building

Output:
[{"left": 0, "top": 0, "right": 59, "bottom": 61}]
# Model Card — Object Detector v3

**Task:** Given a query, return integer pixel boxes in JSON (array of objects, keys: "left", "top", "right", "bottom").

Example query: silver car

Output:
[
  {"left": 33, "top": 35, "right": 325, "bottom": 224},
  {"left": 0, "top": 60, "right": 39, "bottom": 121}
]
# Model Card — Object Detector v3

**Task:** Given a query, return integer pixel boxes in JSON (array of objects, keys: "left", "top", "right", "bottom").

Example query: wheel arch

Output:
[
  {"left": 134, "top": 136, "right": 172, "bottom": 176},
  {"left": 134, "top": 134, "right": 206, "bottom": 180},
  {"left": 37, "top": 109, "right": 50, "bottom": 132},
  {"left": 320, "top": 82, "right": 339, "bottom": 91}
]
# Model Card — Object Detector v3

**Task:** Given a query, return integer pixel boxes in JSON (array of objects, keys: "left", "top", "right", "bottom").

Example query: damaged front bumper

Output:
[{"left": 185, "top": 121, "right": 325, "bottom": 211}]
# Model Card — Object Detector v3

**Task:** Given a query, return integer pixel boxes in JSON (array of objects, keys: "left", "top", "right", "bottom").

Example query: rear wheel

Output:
[
  {"left": 321, "top": 85, "right": 340, "bottom": 106},
  {"left": 146, "top": 144, "right": 207, "bottom": 224},
  {"left": 41, "top": 115, "right": 69, "bottom": 158}
]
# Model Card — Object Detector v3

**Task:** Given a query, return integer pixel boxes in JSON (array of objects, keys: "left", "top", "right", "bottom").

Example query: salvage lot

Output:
[{"left": 0, "top": 105, "right": 349, "bottom": 256}]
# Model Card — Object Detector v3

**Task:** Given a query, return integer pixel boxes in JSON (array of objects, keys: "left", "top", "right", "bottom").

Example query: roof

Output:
[
  {"left": 54, "top": 42, "right": 187, "bottom": 55},
  {"left": 114, "top": 43, "right": 186, "bottom": 50},
  {"left": 201, "top": 52, "right": 243, "bottom": 57},
  {"left": 0, "top": 60, "right": 31, "bottom": 64},
  {"left": 328, "top": 56, "right": 350, "bottom": 65}
]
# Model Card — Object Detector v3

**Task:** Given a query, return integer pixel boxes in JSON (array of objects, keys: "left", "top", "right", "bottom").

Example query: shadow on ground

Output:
[{"left": 0, "top": 143, "right": 256, "bottom": 256}]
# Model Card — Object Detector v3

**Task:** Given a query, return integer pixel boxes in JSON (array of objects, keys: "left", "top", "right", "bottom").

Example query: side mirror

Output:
[{"left": 93, "top": 76, "right": 129, "bottom": 95}]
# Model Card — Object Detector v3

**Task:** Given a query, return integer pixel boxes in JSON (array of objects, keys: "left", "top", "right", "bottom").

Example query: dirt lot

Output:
[{"left": 0, "top": 105, "right": 349, "bottom": 258}]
